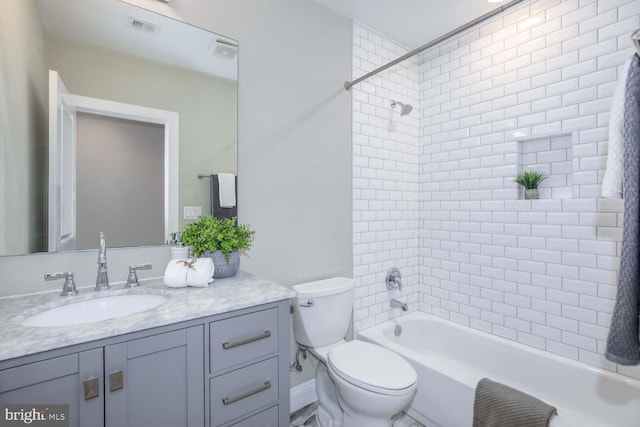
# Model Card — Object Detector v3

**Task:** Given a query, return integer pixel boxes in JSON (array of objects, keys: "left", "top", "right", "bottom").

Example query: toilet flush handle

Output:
[{"left": 299, "top": 299, "right": 314, "bottom": 307}]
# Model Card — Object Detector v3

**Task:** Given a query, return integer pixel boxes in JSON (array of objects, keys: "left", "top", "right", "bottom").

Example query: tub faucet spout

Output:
[{"left": 390, "top": 298, "right": 408, "bottom": 312}]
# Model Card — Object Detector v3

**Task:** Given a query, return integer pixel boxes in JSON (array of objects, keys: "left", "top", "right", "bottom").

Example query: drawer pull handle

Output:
[
  {"left": 222, "top": 381, "right": 271, "bottom": 406},
  {"left": 222, "top": 330, "right": 271, "bottom": 349}
]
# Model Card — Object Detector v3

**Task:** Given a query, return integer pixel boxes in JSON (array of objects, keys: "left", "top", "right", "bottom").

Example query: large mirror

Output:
[{"left": 0, "top": 0, "right": 238, "bottom": 256}]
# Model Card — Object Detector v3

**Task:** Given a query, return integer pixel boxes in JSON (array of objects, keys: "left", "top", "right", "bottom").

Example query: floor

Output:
[{"left": 290, "top": 402, "right": 425, "bottom": 427}]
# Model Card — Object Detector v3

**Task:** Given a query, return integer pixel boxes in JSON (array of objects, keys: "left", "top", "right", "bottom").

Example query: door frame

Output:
[{"left": 49, "top": 87, "right": 179, "bottom": 250}]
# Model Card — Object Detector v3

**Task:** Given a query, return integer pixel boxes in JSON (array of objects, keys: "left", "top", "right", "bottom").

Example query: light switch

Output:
[{"left": 183, "top": 206, "right": 202, "bottom": 219}]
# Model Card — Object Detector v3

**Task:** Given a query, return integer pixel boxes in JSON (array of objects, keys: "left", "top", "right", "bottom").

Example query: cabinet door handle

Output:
[
  {"left": 222, "top": 381, "right": 271, "bottom": 406},
  {"left": 83, "top": 377, "right": 100, "bottom": 400},
  {"left": 109, "top": 370, "right": 124, "bottom": 392},
  {"left": 222, "top": 330, "right": 271, "bottom": 349}
]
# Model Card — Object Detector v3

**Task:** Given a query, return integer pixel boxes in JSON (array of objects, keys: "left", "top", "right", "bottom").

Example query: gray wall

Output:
[
  {"left": 75, "top": 113, "right": 165, "bottom": 249},
  {"left": 137, "top": 0, "right": 354, "bottom": 288},
  {"left": 0, "top": 0, "right": 353, "bottom": 389},
  {"left": 126, "top": 0, "right": 354, "bottom": 388},
  {"left": 0, "top": 0, "right": 48, "bottom": 254}
]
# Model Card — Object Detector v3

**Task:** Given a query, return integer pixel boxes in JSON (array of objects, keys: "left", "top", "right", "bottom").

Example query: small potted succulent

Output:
[
  {"left": 181, "top": 216, "right": 254, "bottom": 279},
  {"left": 514, "top": 171, "right": 546, "bottom": 200}
]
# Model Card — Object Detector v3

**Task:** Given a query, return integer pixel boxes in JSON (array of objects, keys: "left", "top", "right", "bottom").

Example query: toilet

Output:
[{"left": 292, "top": 277, "right": 417, "bottom": 427}]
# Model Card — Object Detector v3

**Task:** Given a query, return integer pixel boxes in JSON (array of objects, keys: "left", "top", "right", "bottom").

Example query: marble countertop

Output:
[{"left": 0, "top": 271, "right": 294, "bottom": 362}]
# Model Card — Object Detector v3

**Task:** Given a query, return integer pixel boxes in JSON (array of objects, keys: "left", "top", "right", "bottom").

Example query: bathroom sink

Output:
[{"left": 23, "top": 294, "right": 167, "bottom": 327}]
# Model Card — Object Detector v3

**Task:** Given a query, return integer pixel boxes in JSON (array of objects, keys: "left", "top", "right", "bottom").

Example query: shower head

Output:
[{"left": 391, "top": 100, "right": 413, "bottom": 116}]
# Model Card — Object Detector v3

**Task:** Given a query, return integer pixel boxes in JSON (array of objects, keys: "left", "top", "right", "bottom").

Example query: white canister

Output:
[{"left": 170, "top": 246, "right": 190, "bottom": 260}]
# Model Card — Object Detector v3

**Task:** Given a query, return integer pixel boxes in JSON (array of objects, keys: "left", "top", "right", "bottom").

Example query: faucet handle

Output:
[
  {"left": 125, "top": 264, "right": 152, "bottom": 288},
  {"left": 386, "top": 267, "right": 402, "bottom": 291},
  {"left": 45, "top": 271, "right": 79, "bottom": 296}
]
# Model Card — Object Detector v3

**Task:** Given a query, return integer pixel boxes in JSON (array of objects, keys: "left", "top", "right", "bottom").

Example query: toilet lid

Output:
[{"left": 328, "top": 341, "right": 417, "bottom": 395}]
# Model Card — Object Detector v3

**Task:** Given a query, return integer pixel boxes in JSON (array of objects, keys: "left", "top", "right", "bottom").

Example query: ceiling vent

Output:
[
  {"left": 127, "top": 17, "right": 161, "bottom": 35},
  {"left": 210, "top": 39, "right": 238, "bottom": 59}
]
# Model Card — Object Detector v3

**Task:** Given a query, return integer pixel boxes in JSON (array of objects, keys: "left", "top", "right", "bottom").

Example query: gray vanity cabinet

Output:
[
  {"left": 208, "top": 304, "right": 289, "bottom": 427},
  {"left": 0, "top": 299, "right": 290, "bottom": 427},
  {"left": 0, "top": 349, "right": 104, "bottom": 427},
  {"left": 0, "top": 327, "right": 203, "bottom": 427},
  {"left": 104, "top": 326, "right": 204, "bottom": 427}
]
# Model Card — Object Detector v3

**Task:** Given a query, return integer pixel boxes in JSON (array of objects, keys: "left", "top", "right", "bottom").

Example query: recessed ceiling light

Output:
[{"left": 487, "top": 0, "right": 504, "bottom": 3}]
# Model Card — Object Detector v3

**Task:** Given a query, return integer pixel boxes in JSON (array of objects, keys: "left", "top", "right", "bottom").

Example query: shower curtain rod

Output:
[{"left": 344, "top": 0, "right": 527, "bottom": 91}]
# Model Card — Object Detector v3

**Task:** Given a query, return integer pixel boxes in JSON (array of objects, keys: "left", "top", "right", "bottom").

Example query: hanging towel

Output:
[
  {"left": 472, "top": 378, "right": 557, "bottom": 427},
  {"left": 606, "top": 54, "right": 640, "bottom": 365},
  {"left": 210, "top": 174, "right": 238, "bottom": 219},
  {"left": 217, "top": 173, "right": 236, "bottom": 208},
  {"left": 602, "top": 58, "right": 633, "bottom": 198}
]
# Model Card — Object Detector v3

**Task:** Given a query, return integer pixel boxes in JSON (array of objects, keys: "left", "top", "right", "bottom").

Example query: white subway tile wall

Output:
[
  {"left": 352, "top": 23, "right": 420, "bottom": 331},
  {"left": 353, "top": 0, "right": 640, "bottom": 381}
]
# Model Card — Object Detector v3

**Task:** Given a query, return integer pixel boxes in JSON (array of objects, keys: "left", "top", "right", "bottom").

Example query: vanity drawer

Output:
[
  {"left": 209, "top": 307, "right": 278, "bottom": 372},
  {"left": 228, "top": 405, "right": 278, "bottom": 427},
  {"left": 210, "top": 357, "right": 278, "bottom": 426}
]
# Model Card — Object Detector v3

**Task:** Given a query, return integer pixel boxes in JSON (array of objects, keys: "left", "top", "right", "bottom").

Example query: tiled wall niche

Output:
[{"left": 518, "top": 134, "right": 574, "bottom": 199}]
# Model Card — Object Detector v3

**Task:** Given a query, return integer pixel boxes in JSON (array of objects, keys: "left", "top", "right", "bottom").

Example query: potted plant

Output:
[
  {"left": 514, "top": 171, "right": 546, "bottom": 200},
  {"left": 181, "top": 216, "right": 255, "bottom": 279}
]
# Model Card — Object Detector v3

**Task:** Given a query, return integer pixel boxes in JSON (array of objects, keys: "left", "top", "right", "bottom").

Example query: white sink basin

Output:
[{"left": 23, "top": 294, "right": 167, "bottom": 327}]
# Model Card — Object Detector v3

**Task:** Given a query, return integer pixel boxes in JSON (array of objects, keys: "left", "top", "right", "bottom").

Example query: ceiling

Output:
[
  {"left": 36, "top": 0, "right": 238, "bottom": 81},
  {"left": 311, "top": 0, "right": 506, "bottom": 49}
]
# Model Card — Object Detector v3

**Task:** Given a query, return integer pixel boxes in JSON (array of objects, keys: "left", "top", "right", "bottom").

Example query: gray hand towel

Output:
[
  {"left": 472, "top": 378, "right": 557, "bottom": 427},
  {"left": 606, "top": 54, "right": 640, "bottom": 366},
  {"left": 210, "top": 174, "right": 238, "bottom": 220}
]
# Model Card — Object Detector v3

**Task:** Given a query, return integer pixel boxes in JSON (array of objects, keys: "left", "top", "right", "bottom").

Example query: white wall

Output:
[
  {"left": 352, "top": 23, "right": 421, "bottom": 332},
  {"left": 353, "top": 0, "right": 640, "bottom": 381}
]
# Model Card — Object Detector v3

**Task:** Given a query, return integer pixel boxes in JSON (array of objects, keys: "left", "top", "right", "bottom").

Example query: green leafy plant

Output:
[
  {"left": 181, "top": 216, "right": 254, "bottom": 261},
  {"left": 514, "top": 171, "right": 546, "bottom": 189}
]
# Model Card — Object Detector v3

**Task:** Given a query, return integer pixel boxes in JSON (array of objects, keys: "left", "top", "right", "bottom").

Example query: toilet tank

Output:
[{"left": 292, "top": 277, "right": 354, "bottom": 348}]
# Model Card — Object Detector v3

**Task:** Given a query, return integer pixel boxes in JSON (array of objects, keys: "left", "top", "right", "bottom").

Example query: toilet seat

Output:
[{"left": 328, "top": 340, "right": 417, "bottom": 396}]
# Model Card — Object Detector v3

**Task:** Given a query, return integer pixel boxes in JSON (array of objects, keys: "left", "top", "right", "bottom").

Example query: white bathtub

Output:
[{"left": 357, "top": 312, "right": 640, "bottom": 427}]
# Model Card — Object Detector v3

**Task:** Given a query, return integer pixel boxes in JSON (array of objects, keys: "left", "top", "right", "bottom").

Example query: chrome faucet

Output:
[
  {"left": 95, "top": 232, "right": 110, "bottom": 291},
  {"left": 390, "top": 298, "right": 408, "bottom": 312}
]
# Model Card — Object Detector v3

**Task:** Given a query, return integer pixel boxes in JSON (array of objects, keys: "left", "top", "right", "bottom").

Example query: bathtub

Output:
[{"left": 357, "top": 312, "right": 640, "bottom": 427}]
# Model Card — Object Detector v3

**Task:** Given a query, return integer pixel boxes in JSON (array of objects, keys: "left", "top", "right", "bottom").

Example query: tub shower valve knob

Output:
[{"left": 386, "top": 267, "right": 402, "bottom": 291}]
